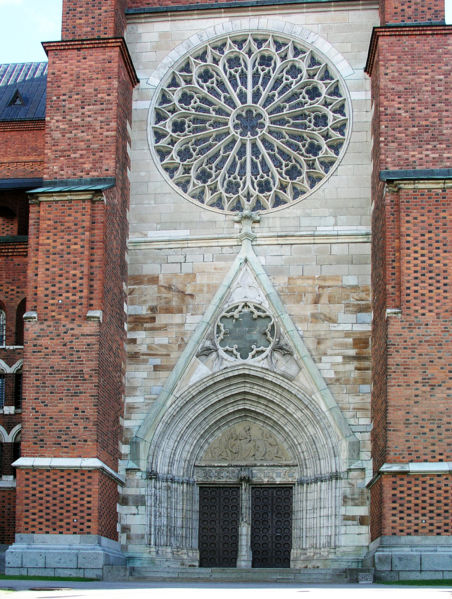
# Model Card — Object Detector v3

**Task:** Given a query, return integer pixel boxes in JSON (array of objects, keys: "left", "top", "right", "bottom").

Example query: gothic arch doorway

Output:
[
  {"left": 143, "top": 367, "right": 346, "bottom": 569},
  {"left": 196, "top": 418, "right": 296, "bottom": 568}
]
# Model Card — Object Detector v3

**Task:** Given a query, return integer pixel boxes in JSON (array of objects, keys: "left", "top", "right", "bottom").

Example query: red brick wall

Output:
[
  {"left": 14, "top": 1, "right": 136, "bottom": 544},
  {"left": 0, "top": 191, "right": 29, "bottom": 237},
  {"left": 372, "top": 30, "right": 452, "bottom": 171},
  {"left": 0, "top": 233, "right": 25, "bottom": 549},
  {"left": 62, "top": 0, "right": 127, "bottom": 40},
  {"left": 98, "top": 472, "right": 120, "bottom": 541},
  {"left": 370, "top": 477, "right": 382, "bottom": 541},
  {"left": 22, "top": 322, "right": 100, "bottom": 458},
  {"left": 0, "top": 234, "right": 27, "bottom": 348},
  {"left": 397, "top": 188, "right": 450, "bottom": 320},
  {"left": 381, "top": 475, "right": 452, "bottom": 535},
  {"left": 16, "top": 469, "right": 118, "bottom": 540},
  {"left": 95, "top": 55, "right": 134, "bottom": 464},
  {"left": 377, "top": 186, "right": 451, "bottom": 464},
  {"left": 0, "top": 489, "right": 16, "bottom": 544},
  {"left": 368, "top": 16, "right": 452, "bottom": 541},
  {"left": 379, "top": 0, "right": 445, "bottom": 24},
  {"left": 0, "top": 123, "right": 44, "bottom": 179},
  {"left": 0, "top": 214, "right": 16, "bottom": 236},
  {"left": 26, "top": 198, "right": 101, "bottom": 319},
  {"left": 44, "top": 44, "right": 123, "bottom": 180}
]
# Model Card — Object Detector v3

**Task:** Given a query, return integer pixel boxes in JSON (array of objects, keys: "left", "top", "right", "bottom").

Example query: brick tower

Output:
[
  {"left": 5, "top": 0, "right": 138, "bottom": 577},
  {"left": 366, "top": 0, "right": 452, "bottom": 580}
]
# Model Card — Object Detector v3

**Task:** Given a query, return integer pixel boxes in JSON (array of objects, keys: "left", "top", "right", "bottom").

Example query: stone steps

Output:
[{"left": 128, "top": 566, "right": 351, "bottom": 583}]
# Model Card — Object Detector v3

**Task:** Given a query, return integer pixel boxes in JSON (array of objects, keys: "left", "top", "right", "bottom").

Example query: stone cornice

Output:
[
  {"left": 381, "top": 462, "right": 452, "bottom": 474},
  {"left": 365, "top": 24, "right": 452, "bottom": 75},
  {"left": 367, "top": 461, "right": 452, "bottom": 488},
  {"left": 128, "top": 229, "right": 371, "bottom": 250},
  {"left": 381, "top": 168, "right": 452, "bottom": 181},
  {"left": 127, "top": 0, "right": 376, "bottom": 16},
  {"left": 386, "top": 180, "right": 452, "bottom": 192},
  {"left": 0, "top": 479, "right": 16, "bottom": 488},
  {"left": 13, "top": 457, "right": 125, "bottom": 485},
  {"left": 29, "top": 191, "right": 104, "bottom": 204},
  {"left": 43, "top": 37, "right": 139, "bottom": 87}
]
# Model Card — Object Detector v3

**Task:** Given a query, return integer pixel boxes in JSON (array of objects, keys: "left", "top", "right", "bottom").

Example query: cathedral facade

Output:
[{"left": 0, "top": 0, "right": 451, "bottom": 582}]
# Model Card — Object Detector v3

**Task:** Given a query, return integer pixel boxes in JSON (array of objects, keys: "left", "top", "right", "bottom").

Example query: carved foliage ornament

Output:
[{"left": 151, "top": 33, "right": 350, "bottom": 212}]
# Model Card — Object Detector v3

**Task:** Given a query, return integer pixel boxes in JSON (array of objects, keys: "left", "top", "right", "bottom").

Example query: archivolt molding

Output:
[
  {"left": 8, "top": 424, "right": 21, "bottom": 442},
  {"left": 0, "top": 359, "right": 23, "bottom": 373},
  {"left": 144, "top": 365, "right": 342, "bottom": 478},
  {"left": 11, "top": 359, "right": 23, "bottom": 373},
  {"left": 0, "top": 424, "right": 21, "bottom": 442},
  {"left": 142, "top": 367, "right": 345, "bottom": 559},
  {"left": 146, "top": 19, "right": 354, "bottom": 90}
]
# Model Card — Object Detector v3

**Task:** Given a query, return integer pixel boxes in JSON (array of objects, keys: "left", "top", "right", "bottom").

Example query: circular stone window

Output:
[
  {"left": 150, "top": 33, "right": 350, "bottom": 213},
  {"left": 215, "top": 302, "right": 276, "bottom": 361}
]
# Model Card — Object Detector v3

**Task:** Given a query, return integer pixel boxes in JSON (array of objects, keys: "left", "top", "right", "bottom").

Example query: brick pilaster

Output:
[{"left": 15, "top": 1, "right": 138, "bottom": 545}]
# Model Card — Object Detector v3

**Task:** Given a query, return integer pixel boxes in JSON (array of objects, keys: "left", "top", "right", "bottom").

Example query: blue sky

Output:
[
  {"left": 0, "top": 0, "right": 451, "bottom": 63},
  {"left": 0, "top": 0, "right": 62, "bottom": 63}
]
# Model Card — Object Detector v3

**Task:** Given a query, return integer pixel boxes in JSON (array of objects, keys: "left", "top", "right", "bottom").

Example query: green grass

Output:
[
  {"left": 0, "top": 575, "right": 96, "bottom": 582},
  {"left": 381, "top": 579, "right": 452, "bottom": 586}
]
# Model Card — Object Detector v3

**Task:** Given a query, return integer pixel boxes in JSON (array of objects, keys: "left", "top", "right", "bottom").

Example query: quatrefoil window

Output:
[
  {"left": 150, "top": 33, "right": 350, "bottom": 212},
  {"left": 215, "top": 302, "right": 276, "bottom": 360}
]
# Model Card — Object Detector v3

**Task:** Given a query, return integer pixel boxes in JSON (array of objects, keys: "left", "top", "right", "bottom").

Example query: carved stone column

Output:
[{"left": 237, "top": 472, "right": 252, "bottom": 568}]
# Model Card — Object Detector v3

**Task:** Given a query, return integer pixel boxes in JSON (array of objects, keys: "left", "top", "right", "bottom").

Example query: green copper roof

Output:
[{"left": 30, "top": 177, "right": 116, "bottom": 193}]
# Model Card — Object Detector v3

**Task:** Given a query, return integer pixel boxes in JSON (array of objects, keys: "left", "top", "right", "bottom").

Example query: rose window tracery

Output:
[
  {"left": 215, "top": 302, "right": 276, "bottom": 361},
  {"left": 150, "top": 33, "right": 350, "bottom": 212}
]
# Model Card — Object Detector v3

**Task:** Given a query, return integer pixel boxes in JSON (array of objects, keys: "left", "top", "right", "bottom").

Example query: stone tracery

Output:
[{"left": 151, "top": 33, "right": 350, "bottom": 212}]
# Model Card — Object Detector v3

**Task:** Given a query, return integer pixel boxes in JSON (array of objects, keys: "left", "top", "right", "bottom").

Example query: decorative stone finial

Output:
[{"left": 235, "top": 210, "right": 261, "bottom": 244}]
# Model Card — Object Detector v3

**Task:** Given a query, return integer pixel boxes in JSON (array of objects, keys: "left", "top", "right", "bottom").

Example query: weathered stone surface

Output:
[
  {"left": 78, "top": 551, "right": 105, "bottom": 569},
  {"left": 374, "top": 553, "right": 392, "bottom": 571},
  {"left": 22, "top": 551, "right": 46, "bottom": 568},
  {"left": 421, "top": 554, "right": 452, "bottom": 571},
  {"left": 392, "top": 553, "right": 421, "bottom": 572},
  {"left": 121, "top": 1, "right": 376, "bottom": 568},
  {"left": 45, "top": 551, "right": 78, "bottom": 569}
]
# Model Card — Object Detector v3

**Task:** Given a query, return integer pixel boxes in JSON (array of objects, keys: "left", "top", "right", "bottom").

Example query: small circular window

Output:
[
  {"left": 215, "top": 302, "right": 276, "bottom": 361},
  {"left": 150, "top": 33, "right": 350, "bottom": 212}
]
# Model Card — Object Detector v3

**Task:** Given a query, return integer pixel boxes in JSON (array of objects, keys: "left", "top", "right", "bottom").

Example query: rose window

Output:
[{"left": 150, "top": 34, "right": 350, "bottom": 212}]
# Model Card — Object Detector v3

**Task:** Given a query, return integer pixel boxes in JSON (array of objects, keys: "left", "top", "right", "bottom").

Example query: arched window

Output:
[
  {"left": 0, "top": 372, "right": 5, "bottom": 409},
  {"left": 0, "top": 308, "right": 5, "bottom": 346},
  {"left": 0, "top": 205, "right": 17, "bottom": 236},
  {"left": 12, "top": 429, "right": 21, "bottom": 478},
  {"left": 15, "top": 299, "right": 26, "bottom": 345},
  {"left": 14, "top": 371, "right": 22, "bottom": 410}
]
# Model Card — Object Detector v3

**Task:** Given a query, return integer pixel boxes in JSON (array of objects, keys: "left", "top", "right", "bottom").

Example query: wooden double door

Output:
[{"left": 198, "top": 485, "right": 293, "bottom": 568}]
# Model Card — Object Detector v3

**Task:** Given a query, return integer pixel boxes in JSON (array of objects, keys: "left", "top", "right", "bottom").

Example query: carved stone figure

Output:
[{"left": 199, "top": 420, "right": 291, "bottom": 464}]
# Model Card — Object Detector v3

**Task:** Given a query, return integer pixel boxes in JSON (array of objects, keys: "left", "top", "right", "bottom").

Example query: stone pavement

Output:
[{"left": 0, "top": 581, "right": 451, "bottom": 599}]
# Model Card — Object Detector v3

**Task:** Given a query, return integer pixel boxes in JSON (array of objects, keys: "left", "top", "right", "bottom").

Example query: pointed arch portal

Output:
[{"left": 142, "top": 366, "right": 346, "bottom": 568}]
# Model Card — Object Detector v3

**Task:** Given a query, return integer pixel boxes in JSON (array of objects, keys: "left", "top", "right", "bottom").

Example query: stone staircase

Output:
[{"left": 126, "top": 565, "right": 367, "bottom": 583}]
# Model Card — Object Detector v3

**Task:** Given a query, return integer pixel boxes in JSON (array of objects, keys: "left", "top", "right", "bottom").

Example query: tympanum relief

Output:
[{"left": 199, "top": 420, "right": 292, "bottom": 465}]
